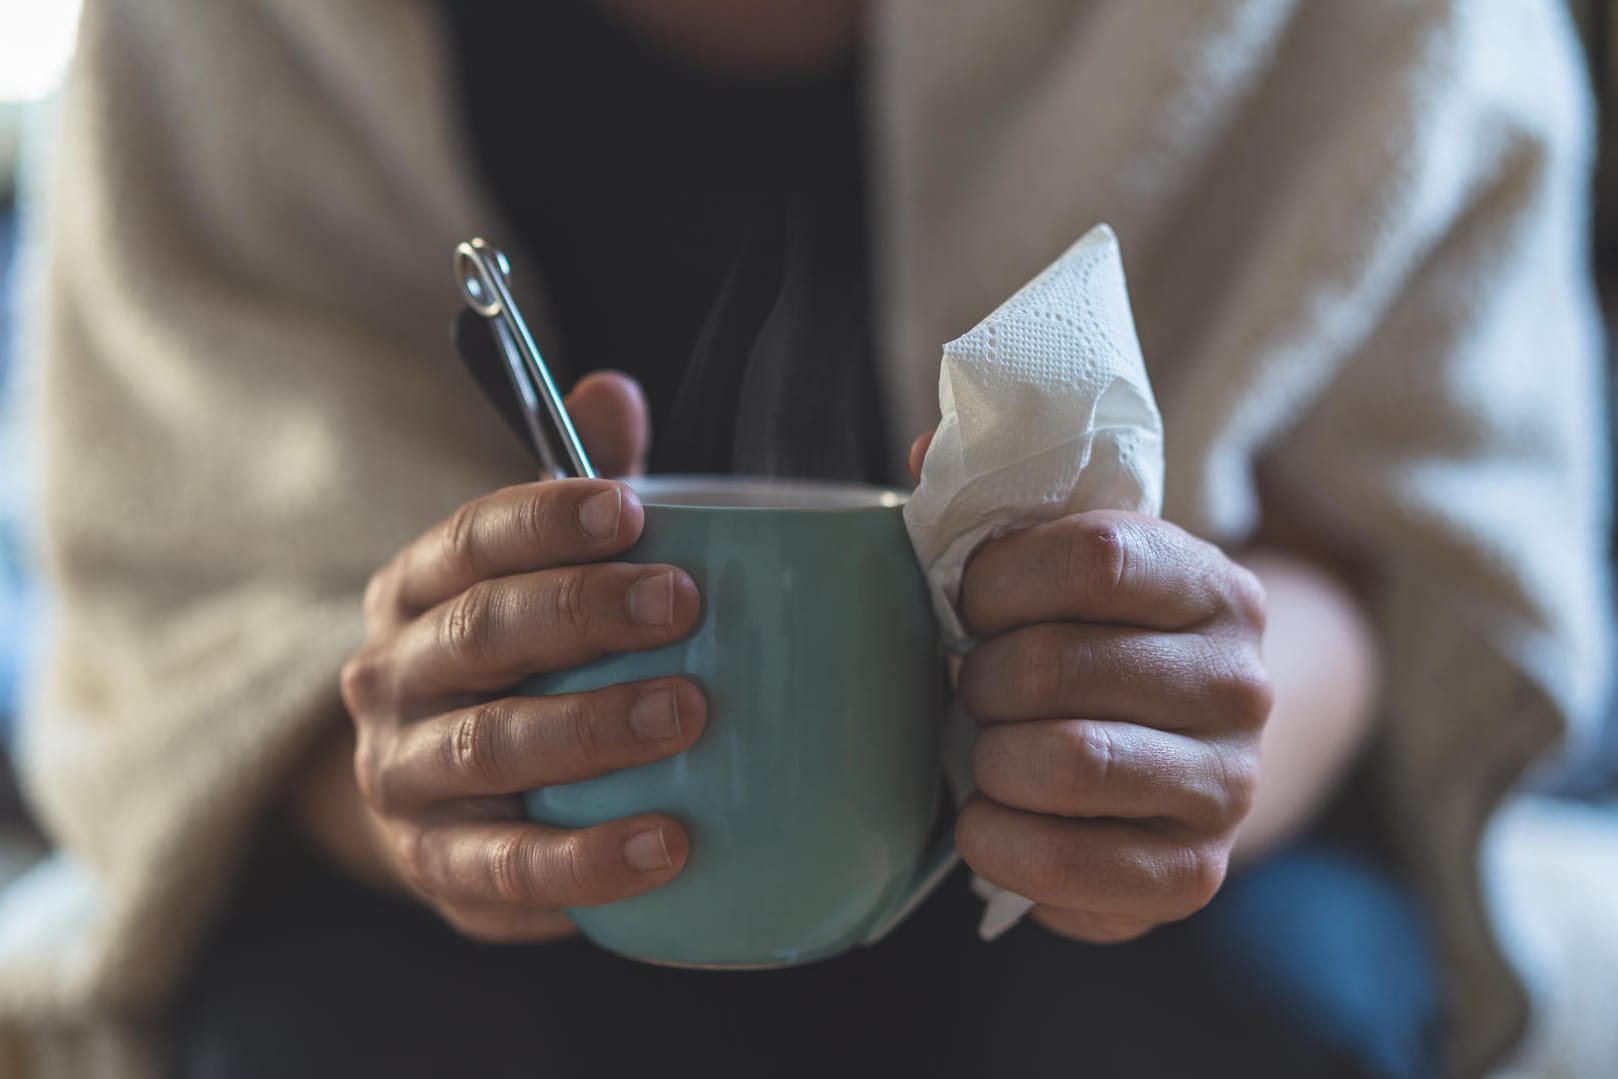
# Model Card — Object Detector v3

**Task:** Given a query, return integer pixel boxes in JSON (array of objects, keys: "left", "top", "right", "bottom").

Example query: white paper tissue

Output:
[{"left": 903, "top": 223, "right": 1165, "bottom": 939}]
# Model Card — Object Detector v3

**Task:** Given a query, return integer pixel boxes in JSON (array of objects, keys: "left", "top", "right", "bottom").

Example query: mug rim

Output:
[{"left": 628, "top": 474, "right": 909, "bottom": 512}]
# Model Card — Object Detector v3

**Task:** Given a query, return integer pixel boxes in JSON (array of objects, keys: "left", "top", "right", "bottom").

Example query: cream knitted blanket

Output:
[{"left": 0, "top": 2, "right": 1609, "bottom": 1077}]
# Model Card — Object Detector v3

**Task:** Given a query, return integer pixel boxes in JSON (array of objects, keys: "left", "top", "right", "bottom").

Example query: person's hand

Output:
[
  {"left": 910, "top": 435, "right": 1272, "bottom": 943},
  {"left": 339, "top": 373, "right": 705, "bottom": 942}
]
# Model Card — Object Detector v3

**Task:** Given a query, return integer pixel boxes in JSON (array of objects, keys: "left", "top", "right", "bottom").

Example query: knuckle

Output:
[
  {"left": 558, "top": 695, "right": 608, "bottom": 773},
  {"left": 362, "top": 563, "right": 398, "bottom": 626},
  {"left": 1208, "top": 650, "right": 1274, "bottom": 730},
  {"left": 445, "top": 701, "right": 511, "bottom": 792},
  {"left": 1166, "top": 844, "right": 1227, "bottom": 916},
  {"left": 1062, "top": 721, "right": 1116, "bottom": 797},
  {"left": 442, "top": 582, "right": 498, "bottom": 663},
  {"left": 441, "top": 501, "right": 484, "bottom": 582},
  {"left": 513, "top": 488, "right": 556, "bottom": 553},
  {"left": 394, "top": 828, "right": 432, "bottom": 896},
  {"left": 352, "top": 732, "right": 390, "bottom": 811},
  {"left": 339, "top": 649, "right": 388, "bottom": 719},
  {"left": 1226, "top": 565, "right": 1268, "bottom": 629},
  {"left": 552, "top": 831, "right": 601, "bottom": 903},
  {"left": 489, "top": 830, "right": 540, "bottom": 905},
  {"left": 1065, "top": 515, "right": 1130, "bottom": 603},
  {"left": 546, "top": 568, "right": 594, "bottom": 639},
  {"left": 1214, "top": 742, "right": 1261, "bottom": 823}
]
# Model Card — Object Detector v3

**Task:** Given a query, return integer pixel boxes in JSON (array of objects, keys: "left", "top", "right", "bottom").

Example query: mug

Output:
[{"left": 522, "top": 475, "right": 954, "bottom": 968}]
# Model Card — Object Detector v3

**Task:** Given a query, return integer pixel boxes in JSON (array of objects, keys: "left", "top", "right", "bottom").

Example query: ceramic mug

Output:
[{"left": 522, "top": 475, "right": 954, "bottom": 968}]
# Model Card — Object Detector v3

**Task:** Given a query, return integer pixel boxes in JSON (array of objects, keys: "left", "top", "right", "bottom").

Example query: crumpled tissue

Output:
[{"left": 903, "top": 224, "right": 1165, "bottom": 939}]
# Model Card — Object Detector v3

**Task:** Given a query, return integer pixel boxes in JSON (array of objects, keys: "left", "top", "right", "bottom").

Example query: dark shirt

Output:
[{"left": 439, "top": 0, "right": 892, "bottom": 483}]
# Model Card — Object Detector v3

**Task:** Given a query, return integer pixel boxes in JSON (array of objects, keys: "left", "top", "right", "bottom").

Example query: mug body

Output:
[{"left": 523, "top": 476, "right": 944, "bottom": 967}]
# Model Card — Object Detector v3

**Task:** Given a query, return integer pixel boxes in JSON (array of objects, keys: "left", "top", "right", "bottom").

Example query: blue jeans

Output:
[{"left": 174, "top": 825, "right": 1444, "bottom": 1078}]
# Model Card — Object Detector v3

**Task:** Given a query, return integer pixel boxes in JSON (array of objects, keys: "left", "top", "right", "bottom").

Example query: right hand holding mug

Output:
[{"left": 339, "top": 373, "right": 705, "bottom": 942}]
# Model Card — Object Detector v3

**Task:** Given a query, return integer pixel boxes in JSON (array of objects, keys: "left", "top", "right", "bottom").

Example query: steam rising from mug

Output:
[{"left": 652, "top": 195, "right": 889, "bottom": 483}]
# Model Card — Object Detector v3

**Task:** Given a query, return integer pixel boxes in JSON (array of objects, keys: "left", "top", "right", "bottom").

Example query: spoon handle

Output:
[
  {"left": 450, "top": 308, "right": 546, "bottom": 466},
  {"left": 453, "top": 239, "right": 596, "bottom": 480}
]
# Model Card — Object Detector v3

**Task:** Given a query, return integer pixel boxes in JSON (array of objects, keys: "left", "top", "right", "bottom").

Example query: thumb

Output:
[{"left": 566, "top": 371, "right": 650, "bottom": 478}]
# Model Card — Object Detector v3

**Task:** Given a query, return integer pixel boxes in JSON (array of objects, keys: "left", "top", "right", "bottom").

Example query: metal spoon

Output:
[{"left": 452, "top": 239, "right": 596, "bottom": 480}]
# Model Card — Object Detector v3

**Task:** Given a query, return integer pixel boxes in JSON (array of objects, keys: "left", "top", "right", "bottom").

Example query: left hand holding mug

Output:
[{"left": 910, "top": 437, "right": 1273, "bottom": 943}]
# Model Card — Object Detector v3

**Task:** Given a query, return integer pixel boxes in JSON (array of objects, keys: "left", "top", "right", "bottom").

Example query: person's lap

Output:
[{"left": 173, "top": 825, "right": 1444, "bottom": 1079}]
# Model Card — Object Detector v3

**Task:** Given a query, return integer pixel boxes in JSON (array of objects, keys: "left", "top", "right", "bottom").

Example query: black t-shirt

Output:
[{"left": 439, "top": 0, "right": 892, "bottom": 483}]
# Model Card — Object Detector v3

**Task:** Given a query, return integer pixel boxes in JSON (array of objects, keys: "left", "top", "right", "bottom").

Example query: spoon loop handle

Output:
[{"left": 455, "top": 239, "right": 596, "bottom": 480}]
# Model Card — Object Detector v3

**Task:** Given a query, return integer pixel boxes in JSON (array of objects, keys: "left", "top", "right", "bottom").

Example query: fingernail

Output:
[
  {"left": 626, "top": 571, "right": 675, "bottom": 627},
  {"left": 625, "top": 828, "right": 673, "bottom": 872},
  {"left": 629, "top": 688, "right": 681, "bottom": 741},
  {"left": 578, "top": 487, "right": 623, "bottom": 540}
]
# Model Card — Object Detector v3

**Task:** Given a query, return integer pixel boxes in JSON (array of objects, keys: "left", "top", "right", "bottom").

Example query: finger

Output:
[
  {"left": 567, "top": 371, "right": 649, "bottom": 478},
  {"left": 436, "top": 903, "right": 579, "bottom": 945},
  {"left": 375, "top": 479, "right": 647, "bottom": 623},
  {"left": 961, "top": 511, "right": 1262, "bottom": 637},
  {"left": 1029, "top": 906, "right": 1157, "bottom": 945},
  {"left": 958, "top": 623, "right": 1271, "bottom": 732},
  {"left": 376, "top": 680, "right": 707, "bottom": 810},
  {"left": 908, "top": 430, "right": 935, "bottom": 485},
  {"left": 971, "top": 719, "right": 1257, "bottom": 830},
  {"left": 391, "top": 563, "right": 700, "bottom": 700},
  {"left": 955, "top": 797, "right": 1226, "bottom": 922},
  {"left": 404, "top": 814, "right": 688, "bottom": 910}
]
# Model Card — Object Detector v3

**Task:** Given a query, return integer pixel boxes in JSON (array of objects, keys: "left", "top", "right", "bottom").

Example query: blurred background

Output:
[{"left": 0, "top": 0, "right": 80, "bottom": 844}]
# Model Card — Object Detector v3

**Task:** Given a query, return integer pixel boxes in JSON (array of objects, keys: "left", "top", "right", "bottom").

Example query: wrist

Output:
[{"left": 1231, "top": 549, "right": 1380, "bottom": 863}]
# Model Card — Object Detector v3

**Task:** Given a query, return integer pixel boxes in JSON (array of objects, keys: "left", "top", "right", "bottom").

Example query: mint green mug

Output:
[{"left": 522, "top": 475, "right": 954, "bottom": 968}]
